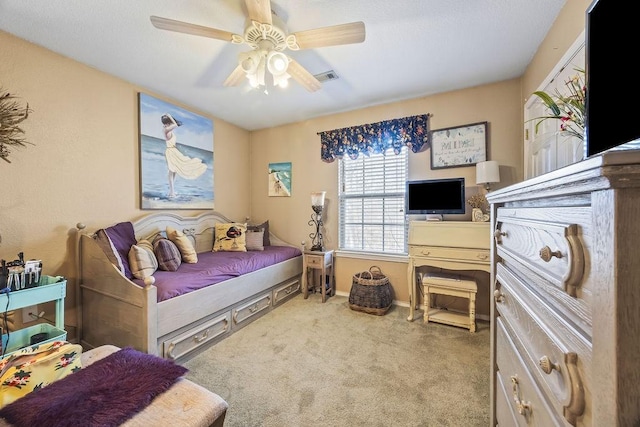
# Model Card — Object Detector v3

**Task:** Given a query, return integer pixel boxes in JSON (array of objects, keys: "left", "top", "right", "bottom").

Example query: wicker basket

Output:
[{"left": 349, "top": 266, "right": 393, "bottom": 315}]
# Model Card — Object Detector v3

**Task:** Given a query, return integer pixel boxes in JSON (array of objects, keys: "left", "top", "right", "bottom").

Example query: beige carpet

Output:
[{"left": 183, "top": 293, "right": 490, "bottom": 427}]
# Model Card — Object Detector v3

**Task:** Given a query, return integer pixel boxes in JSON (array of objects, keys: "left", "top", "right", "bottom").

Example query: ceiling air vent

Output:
[{"left": 314, "top": 70, "right": 339, "bottom": 82}]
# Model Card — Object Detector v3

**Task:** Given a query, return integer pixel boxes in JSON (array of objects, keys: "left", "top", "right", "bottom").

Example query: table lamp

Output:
[
  {"left": 476, "top": 160, "right": 500, "bottom": 191},
  {"left": 309, "top": 191, "right": 326, "bottom": 251}
]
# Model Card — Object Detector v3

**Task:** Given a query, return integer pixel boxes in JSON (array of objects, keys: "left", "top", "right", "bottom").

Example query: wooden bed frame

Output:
[{"left": 75, "top": 211, "right": 303, "bottom": 361}]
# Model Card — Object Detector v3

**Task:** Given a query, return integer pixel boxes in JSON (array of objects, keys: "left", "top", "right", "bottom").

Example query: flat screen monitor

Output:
[
  {"left": 405, "top": 177, "right": 465, "bottom": 215},
  {"left": 585, "top": 0, "right": 640, "bottom": 157}
]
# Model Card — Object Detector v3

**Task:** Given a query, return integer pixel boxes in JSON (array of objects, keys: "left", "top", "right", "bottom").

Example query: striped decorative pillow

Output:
[
  {"left": 128, "top": 239, "right": 158, "bottom": 280},
  {"left": 152, "top": 236, "right": 182, "bottom": 271}
]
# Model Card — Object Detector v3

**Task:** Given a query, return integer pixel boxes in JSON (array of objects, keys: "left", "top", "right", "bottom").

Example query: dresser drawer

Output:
[
  {"left": 496, "top": 369, "right": 523, "bottom": 427},
  {"left": 162, "top": 312, "right": 231, "bottom": 360},
  {"left": 409, "top": 245, "right": 489, "bottom": 264},
  {"left": 496, "top": 264, "right": 590, "bottom": 426},
  {"left": 232, "top": 292, "right": 271, "bottom": 328},
  {"left": 495, "top": 207, "right": 588, "bottom": 298},
  {"left": 273, "top": 279, "right": 300, "bottom": 306},
  {"left": 496, "top": 317, "right": 562, "bottom": 427},
  {"left": 306, "top": 254, "right": 327, "bottom": 267}
]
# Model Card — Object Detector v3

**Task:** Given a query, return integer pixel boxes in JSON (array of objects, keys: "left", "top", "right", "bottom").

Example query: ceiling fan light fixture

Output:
[
  {"left": 273, "top": 72, "right": 291, "bottom": 88},
  {"left": 239, "top": 51, "right": 259, "bottom": 74},
  {"left": 267, "top": 51, "right": 289, "bottom": 75}
]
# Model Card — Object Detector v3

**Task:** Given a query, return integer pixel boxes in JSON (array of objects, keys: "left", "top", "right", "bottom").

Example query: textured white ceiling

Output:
[{"left": 0, "top": 0, "right": 567, "bottom": 131}]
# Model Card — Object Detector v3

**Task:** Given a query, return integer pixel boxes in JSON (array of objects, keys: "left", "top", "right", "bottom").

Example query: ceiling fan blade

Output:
[
  {"left": 150, "top": 16, "right": 236, "bottom": 42},
  {"left": 245, "top": 0, "right": 272, "bottom": 25},
  {"left": 223, "top": 65, "right": 247, "bottom": 87},
  {"left": 287, "top": 58, "right": 321, "bottom": 92},
  {"left": 291, "top": 21, "right": 365, "bottom": 49}
]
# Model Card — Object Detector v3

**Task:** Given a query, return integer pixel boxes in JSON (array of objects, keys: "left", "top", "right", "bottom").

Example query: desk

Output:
[
  {"left": 302, "top": 250, "right": 335, "bottom": 303},
  {"left": 407, "top": 221, "right": 490, "bottom": 321}
]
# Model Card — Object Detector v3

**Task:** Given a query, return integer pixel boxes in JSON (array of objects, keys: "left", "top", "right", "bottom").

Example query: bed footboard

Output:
[{"left": 77, "top": 232, "right": 158, "bottom": 354}]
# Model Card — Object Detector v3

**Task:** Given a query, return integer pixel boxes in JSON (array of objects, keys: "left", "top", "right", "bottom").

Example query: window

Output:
[{"left": 338, "top": 147, "right": 408, "bottom": 254}]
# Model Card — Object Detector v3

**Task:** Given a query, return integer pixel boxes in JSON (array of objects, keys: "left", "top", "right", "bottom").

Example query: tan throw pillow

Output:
[
  {"left": 246, "top": 230, "right": 265, "bottom": 251},
  {"left": 213, "top": 223, "right": 247, "bottom": 252},
  {"left": 166, "top": 226, "right": 198, "bottom": 263},
  {"left": 128, "top": 239, "right": 158, "bottom": 280}
]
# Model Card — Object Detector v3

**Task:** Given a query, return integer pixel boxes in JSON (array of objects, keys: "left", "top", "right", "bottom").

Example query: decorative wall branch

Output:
[{"left": 0, "top": 88, "right": 33, "bottom": 163}]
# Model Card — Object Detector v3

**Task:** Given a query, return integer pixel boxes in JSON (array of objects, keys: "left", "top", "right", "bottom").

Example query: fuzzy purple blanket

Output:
[{"left": 0, "top": 347, "right": 188, "bottom": 427}]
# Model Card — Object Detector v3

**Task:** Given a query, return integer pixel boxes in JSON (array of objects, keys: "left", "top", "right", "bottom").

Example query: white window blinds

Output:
[{"left": 338, "top": 148, "right": 408, "bottom": 254}]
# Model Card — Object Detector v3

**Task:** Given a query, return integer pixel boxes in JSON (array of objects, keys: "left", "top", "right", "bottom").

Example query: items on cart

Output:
[{"left": 1, "top": 253, "right": 42, "bottom": 291}]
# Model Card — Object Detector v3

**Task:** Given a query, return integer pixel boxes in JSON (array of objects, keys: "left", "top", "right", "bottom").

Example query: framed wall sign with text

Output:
[{"left": 430, "top": 121, "right": 487, "bottom": 169}]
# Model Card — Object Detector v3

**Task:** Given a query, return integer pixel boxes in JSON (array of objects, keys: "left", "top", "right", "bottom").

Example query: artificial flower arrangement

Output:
[
  {"left": 530, "top": 68, "right": 585, "bottom": 141},
  {"left": 467, "top": 193, "right": 489, "bottom": 213},
  {"left": 0, "top": 88, "right": 32, "bottom": 163}
]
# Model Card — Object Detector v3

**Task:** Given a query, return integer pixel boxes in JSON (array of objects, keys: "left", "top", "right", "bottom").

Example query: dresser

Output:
[
  {"left": 407, "top": 221, "right": 490, "bottom": 321},
  {"left": 486, "top": 150, "right": 640, "bottom": 426}
]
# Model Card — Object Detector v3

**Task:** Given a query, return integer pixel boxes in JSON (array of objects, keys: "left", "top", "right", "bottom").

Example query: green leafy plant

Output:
[
  {"left": 0, "top": 88, "right": 33, "bottom": 163},
  {"left": 530, "top": 68, "right": 585, "bottom": 141}
]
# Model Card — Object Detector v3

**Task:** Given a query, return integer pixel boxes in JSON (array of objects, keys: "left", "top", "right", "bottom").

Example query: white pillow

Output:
[
  {"left": 246, "top": 230, "right": 265, "bottom": 251},
  {"left": 128, "top": 239, "right": 158, "bottom": 280}
]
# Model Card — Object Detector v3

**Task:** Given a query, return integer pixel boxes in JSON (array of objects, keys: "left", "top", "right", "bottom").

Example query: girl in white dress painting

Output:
[{"left": 161, "top": 113, "right": 207, "bottom": 198}]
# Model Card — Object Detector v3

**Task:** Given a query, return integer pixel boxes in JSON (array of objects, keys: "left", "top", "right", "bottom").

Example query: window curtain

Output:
[{"left": 318, "top": 114, "right": 431, "bottom": 163}]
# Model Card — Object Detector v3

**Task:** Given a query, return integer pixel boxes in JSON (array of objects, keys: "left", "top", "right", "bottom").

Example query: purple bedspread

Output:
[{"left": 133, "top": 245, "right": 301, "bottom": 302}]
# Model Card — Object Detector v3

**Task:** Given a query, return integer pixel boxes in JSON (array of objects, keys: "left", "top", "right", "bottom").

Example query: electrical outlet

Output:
[{"left": 22, "top": 305, "right": 38, "bottom": 323}]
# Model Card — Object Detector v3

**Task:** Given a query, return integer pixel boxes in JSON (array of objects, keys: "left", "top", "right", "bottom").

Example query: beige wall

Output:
[
  {"left": 250, "top": 79, "right": 522, "bottom": 314},
  {"left": 0, "top": 0, "right": 588, "bottom": 334},
  {"left": 0, "top": 31, "right": 251, "bottom": 336},
  {"left": 523, "top": 0, "right": 592, "bottom": 101}
]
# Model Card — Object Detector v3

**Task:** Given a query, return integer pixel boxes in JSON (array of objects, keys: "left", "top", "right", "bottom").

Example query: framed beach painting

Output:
[
  {"left": 268, "top": 162, "right": 292, "bottom": 197},
  {"left": 430, "top": 121, "right": 487, "bottom": 169},
  {"left": 138, "top": 93, "right": 214, "bottom": 209}
]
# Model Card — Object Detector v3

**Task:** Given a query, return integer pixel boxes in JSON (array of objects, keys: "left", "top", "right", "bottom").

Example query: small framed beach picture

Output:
[
  {"left": 430, "top": 121, "right": 488, "bottom": 169},
  {"left": 138, "top": 93, "right": 214, "bottom": 209},
  {"left": 268, "top": 162, "right": 292, "bottom": 197}
]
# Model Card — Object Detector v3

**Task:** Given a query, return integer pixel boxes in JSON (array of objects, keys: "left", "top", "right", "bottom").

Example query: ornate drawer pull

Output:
[
  {"left": 194, "top": 328, "right": 210, "bottom": 343},
  {"left": 493, "top": 289, "right": 505, "bottom": 303},
  {"left": 539, "top": 246, "right": 562, "bottom": 262},
  {"left": 420, "top": 250, "right": 431, "bottom": 256},
  {"left": 494, "top": 229, "right": 506, "bottom": 244},
  {"left": 249, "top": 303, "right": 259, "bottom": 313},
  {"left": 538, "top": 355, "right": 560, "bottom": 374},
  {"left": 510, "top": 375, "right": 532, "bottom": 416},
  {"left": 563, "top": 352, "right": 585, "bottom": 426},
  {"left": 285, "top": 287, "right": 293, "bottom": 294},
  {"left": 477, "top": 253, "right": 489, "bottom": 260},
  {"left": 166, "top": 343, "right": 177, "bottom": 360}
]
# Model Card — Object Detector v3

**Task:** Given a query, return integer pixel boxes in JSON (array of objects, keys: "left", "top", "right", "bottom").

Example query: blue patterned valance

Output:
[{"left": 318, "top": 114, "right": 431, "bottom": 163}]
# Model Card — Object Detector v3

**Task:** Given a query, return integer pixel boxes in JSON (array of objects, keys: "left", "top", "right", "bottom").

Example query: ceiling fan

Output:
[{"left": 150, "top": 0, "right": 366, "bottom": 92}]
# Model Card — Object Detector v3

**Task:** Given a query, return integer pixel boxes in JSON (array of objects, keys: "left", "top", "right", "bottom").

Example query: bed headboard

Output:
[{"left": 131, "top": 211, "right": 233, "bottom": 253}]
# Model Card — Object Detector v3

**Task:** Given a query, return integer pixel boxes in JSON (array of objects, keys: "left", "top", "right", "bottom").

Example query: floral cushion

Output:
[
  {"left": 212, "top": 223, "right": 247, "bottom": 252},
  {"left": 0, "top": 341, "right": 82, "bottom": 409}
]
